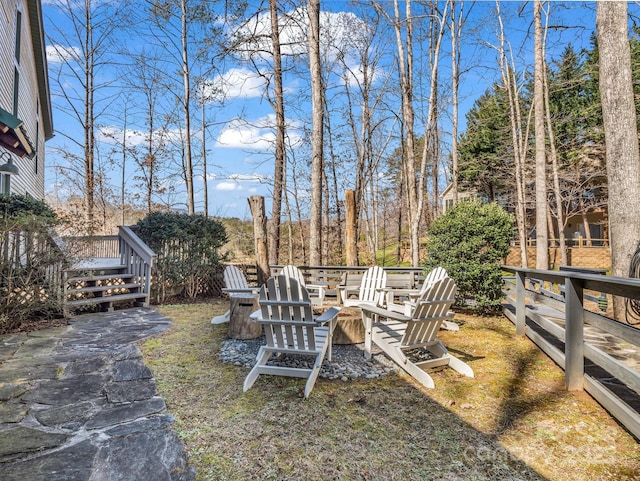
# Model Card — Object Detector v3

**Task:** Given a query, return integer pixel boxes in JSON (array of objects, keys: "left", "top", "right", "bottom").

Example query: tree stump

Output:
[
  {"left": 332, "top": 307, "right": 365, "bottom": 344},
  {"left": 228, "top": 295, "right": 261, "bottom": 339}
]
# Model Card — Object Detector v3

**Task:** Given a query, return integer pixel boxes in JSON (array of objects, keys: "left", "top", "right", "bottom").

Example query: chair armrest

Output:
[
  {"left": 359, "top": 304, "right": 411, "bottom": 322},
  {"left": 223, "top": 287, "right": 259, "bottom": 295},
  {"left": 315, "top": 306, "right": 340, "bottom": 324}
]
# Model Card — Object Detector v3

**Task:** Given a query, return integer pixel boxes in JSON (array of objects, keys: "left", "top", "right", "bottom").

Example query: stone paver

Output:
[{"left": 0, "top": 308, "right": 195, "bottom": 481}]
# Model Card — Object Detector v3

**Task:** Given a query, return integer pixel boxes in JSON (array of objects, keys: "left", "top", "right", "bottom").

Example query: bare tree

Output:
[
  {"left": 47, "top": 0, "right": 129, "bottom": 234},
  {"left": 146, "top": 0, "right": 217, "bottom": 215},
  {"left": 495, "top": 1, "right": 529, "bottom": 267},
  {"left": 308, "top": 0, "right": 324, "bottom": 266},
  {"left": 597, "top": 1, "right": 640, "bottom": 320},
  {"left": 268, "top": 0, "right": 286, "bottom": 265},
  {"left": 534, "top": 0, "right": 548, "bottom": 269}
]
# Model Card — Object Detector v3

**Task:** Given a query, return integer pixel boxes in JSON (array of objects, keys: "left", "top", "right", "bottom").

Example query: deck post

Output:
[
  {"left": 515, "top": 270, "right": 526, "bottom": 335},
  {"left": 564, "top": 276, "right": 584, "bottom": 391}
]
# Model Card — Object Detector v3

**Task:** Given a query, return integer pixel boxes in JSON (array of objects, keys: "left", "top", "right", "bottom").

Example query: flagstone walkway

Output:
[{"left": 0, "top": 308, "right": 195, "bottom": 481}]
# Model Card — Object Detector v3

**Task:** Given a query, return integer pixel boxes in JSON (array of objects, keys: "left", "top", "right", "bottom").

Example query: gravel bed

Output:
[{"left": 219, "top": 337, "right": 399, "bottom": 381}]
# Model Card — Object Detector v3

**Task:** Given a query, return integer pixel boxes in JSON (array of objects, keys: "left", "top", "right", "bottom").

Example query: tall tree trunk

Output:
[
  {"left": 322, "top": 169, "right": 331, "bottom": 261},
  {"left": 121, "top": 103, "right": 127, "bottom": 226},
  {"left": 396, "top": 179, "right": 403, "bottom": 264},
  {"left": 308, "top": 0, "right": 323, "bottom": 266},
  {"left": 418, "top": 3, "right": 447, "bottom": 229},
  {"left": 84, "top": 2, "right": 95, "bottom": 234},
  {"left": 534, "top": 0, "right": 548, "bottom": 269},
  {"left": 290, "top": 151, "right": 307, "bottom": 263},
  {"left": 449, "top": 0, "right": 464, "bottom": 204},
  {"left": 180, "top": 0, "right": 194, "bottom": 215},
  {"left": 283, "top": 170, "right": 294, "bottom": 264},
  {"left": 497, "top": 1, "right": 528, "bottom": 267},
  {"left": 597, "top": 1, "right": 640, "bottom": 321},
  {"left": 201, "top": 97, "right": 208, "bottom": 217},
  {"left": 543, "top": 57, "right": 568, "bottom": 265},
  {"left": 391, "top": 0, "right": 420, "bottom": 266},
  {"left": 324, "top": 106, "right": 343, "bottom": 260},
  {"left": 269, "top": 0, "right": 285, "bottom": 265}
]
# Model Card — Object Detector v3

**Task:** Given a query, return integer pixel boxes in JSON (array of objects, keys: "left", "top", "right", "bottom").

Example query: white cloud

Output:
[
  {"left": 200, "top": 68, "right": 266, "bottom": 102},
  {"left": 342, "top": 61, "right": 383, "bottom": 88},
  {"left": 216, "top": 118, "right": 275, "bottom": 150},
  {"left": 46, "top": 44, "right": 81, "bottom": 64},
  {"left": 214, "top": 173, "right": 270, "bottom": 192},
  {"left": 229, "top": 173, "right": 269, "bottom": 183},
  {"left": 230, "top": 8, "right": 372, "bottom": 62},
  {"left": 215, "top": 182, "right": 241, "bottom": 191},
  {"left": 97, "top": 126, "right": 181, "bottom": 147}
]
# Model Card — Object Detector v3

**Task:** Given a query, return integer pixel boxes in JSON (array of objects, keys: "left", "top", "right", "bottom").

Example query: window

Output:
[
  {"left": 34, "top": 121, "right": 39, "bottom": 174},
  {"left": 13, "top": 68, "right": 19, "bottom": 115},
  {"left": 15, "top": 10, "right": 21, "bottom": 63}
]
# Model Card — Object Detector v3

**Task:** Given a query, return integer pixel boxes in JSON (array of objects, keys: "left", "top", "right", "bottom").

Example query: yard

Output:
[{"left": 141, "top": 300, "right": 640, "bottom": 481}]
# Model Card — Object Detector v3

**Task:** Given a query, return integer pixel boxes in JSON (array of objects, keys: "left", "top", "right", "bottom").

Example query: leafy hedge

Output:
[
  {"left": 0, "top": 194, "right": 64, "bottom": 331},
  {"left": 425, "top": 200, "right": 513, "bottom": 312},
  {"left": 136, "top": 212, "right": 228, "bottom": 301}
]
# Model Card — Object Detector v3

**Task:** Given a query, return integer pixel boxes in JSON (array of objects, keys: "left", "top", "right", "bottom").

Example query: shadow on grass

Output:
[
  {"left": 490, "top": 344, "right": 563, "bottom": 437},
  {"left": 150, "top": 303, "right": 552, "bottom": 481}
]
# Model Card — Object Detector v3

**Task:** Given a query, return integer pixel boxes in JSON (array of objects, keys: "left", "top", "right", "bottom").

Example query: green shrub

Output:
[
  {"left": 0, "top": 194, "right": 64, "bottom": 331},
  {"left": 136, "top": 212, "right": 228, "bottom": 301},
  {"left": 425, "top": 200, "right": 513, "bottom": 312}
]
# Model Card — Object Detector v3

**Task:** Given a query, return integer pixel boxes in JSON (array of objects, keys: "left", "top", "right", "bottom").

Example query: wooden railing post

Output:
[
  {"left": 564, "top": 276, "right": 584, "bottom": 391},
  {"left": 515, "top": 270, "right": 526, "bottom": 335}
]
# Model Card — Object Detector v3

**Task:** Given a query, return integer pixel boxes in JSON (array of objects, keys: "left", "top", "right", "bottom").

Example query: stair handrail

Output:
[{"left": 118, "top": 225, "right": 157, "bottom": 302}]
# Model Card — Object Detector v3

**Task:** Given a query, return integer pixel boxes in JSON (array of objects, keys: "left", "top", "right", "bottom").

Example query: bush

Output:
[
  {"left": 136, "top": 212, "right": 229, "bottom": 302},
  {"left": 0, "top": 194, "right": 64, "bottom": 331},
  {"left": 424, "top": 200, "right": 513, "bottom": 312}
]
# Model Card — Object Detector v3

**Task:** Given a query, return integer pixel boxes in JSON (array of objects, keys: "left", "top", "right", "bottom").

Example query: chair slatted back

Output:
[
  {"left": 418, "top": 267, "right": 448, "bottom": 296},
  {"left": 224, "top": 265, "right": 249, "bottom": 290},
  {"left": 402, "top": 277, "right": 457, "bottom": 346},
  {"left": 359, "top": 266, "right": 387, "bottom": 304},
  {"left": 280, "top": 265, "right": 307, "bottom": 293},
  {"left": 259, "top": 275, "right": 318, "bottom": 351}
]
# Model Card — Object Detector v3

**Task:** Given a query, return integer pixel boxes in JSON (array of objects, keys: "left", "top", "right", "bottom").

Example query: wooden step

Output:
[
  {"left": 66, "top": 273, "right": 136, "bottom": 283},
  {"left": 65, "top": 292, "right": 148, "bottom": 308},
  {"left": 66, "top": 282, "right": 142, "bottom": 295},
  {"left": 66, "top": 264, "right": 128, "bottom": 275}
]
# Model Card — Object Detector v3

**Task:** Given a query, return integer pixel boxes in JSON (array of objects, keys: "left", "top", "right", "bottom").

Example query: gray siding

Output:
[{"left": 0, "top": 0, "right": 49, "bottom": 200}]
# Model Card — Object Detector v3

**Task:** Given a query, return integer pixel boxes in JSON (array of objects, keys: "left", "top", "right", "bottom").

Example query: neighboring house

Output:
[
  {"left": 0, "top": 0, "right": 53, "bottom": 198},
  {"left": 440, "top": 183, "right": 485, "bottom": 214},
  {"left": 440, "top": 182, "right": 608, "bottom": 247}
]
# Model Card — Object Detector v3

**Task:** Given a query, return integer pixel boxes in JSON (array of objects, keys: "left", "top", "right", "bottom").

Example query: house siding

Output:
[{"left": 0, "top": 0, "right": 50, "bottom": 199}]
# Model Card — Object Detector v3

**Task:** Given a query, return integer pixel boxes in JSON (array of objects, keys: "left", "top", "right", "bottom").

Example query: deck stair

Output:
[{"left": 62, "top": 227, "right": 156, "bottom": 317}]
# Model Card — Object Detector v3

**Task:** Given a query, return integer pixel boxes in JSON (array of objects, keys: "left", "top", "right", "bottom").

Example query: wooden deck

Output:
[{"left": 502, "top": 268, "right": 640, "bottom": 440}]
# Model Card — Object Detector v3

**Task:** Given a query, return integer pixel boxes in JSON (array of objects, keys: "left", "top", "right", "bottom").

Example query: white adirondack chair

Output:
[
  {"left": 280, "top": 265, "right": 326, "bottom": 305},
  {"left": 338, "top": 266, "right": 387, "bottom": 308},
  {"left": 386, "top": 267, "right": 449, "bottom": 313},
  {"left": 385, "top": 266, "right": 458, "bottom": 331},
  {"left": 211, "top": 265, "right": 259, "bottom": 324},
  {"left": 243, "top": 275, "right": 341, "bottom": 398},
  {"left": 359, "top": 277, "right": 473, "bottom": 389},
  {"left": 406, "top": 267, "right": 459, "bottom": 331}
]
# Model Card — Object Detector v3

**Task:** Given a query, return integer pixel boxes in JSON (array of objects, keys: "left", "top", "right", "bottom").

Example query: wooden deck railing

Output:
[
  {"left": 118, "top": 226, "right": 156, "bottom": 300},
  {"left": 62, "top": 235, "right": 120, "bottom": 258},
  {"left": 502, "top": 266, "right": 640, "bottom": 439},
  {"left": 271, "top": 265, "right": 425, "bottom": 283}
]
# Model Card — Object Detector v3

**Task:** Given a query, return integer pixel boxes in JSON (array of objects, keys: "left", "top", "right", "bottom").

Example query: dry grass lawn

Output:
[{"left": 141, "top": 300, "right": 640, "bottom": 481}]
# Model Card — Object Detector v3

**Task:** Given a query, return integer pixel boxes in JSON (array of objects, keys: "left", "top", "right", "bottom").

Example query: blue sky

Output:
[{"left": 41, "top": 1, "right": 608, "bottom": 220}]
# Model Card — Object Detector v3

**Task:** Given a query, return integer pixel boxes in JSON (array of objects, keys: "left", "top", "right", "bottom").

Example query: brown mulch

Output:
[{"left": 0, "top": 317, "right": 69, "bottom": 335}]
